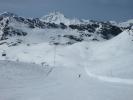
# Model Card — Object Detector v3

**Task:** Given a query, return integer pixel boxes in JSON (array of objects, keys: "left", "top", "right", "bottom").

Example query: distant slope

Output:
[
  {"left": 84, "top": 30, "right": 133, "bottom": 80},
  {"left": 119, "top": 19, "right": 133, "bottom": 28}
]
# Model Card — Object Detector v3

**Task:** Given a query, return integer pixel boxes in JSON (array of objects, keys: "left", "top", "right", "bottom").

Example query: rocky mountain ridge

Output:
[{"left": 0, "top": 12, "right": 132, "bottom": 45}]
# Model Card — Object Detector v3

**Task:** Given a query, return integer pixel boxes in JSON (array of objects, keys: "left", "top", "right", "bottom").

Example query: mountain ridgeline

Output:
[{"left": 0, "top": 12, "right": 132, "bottom": 44}]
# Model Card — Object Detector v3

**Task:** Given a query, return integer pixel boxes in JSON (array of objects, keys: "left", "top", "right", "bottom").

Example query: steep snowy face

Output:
[
  {"left": 41, "top": 12, "right": 81, "bottom": 25},
  {"left": 0, "top": 12, "right": 16, "bottom": 28},
  {"left": 41, "top": 12, "right": 68, "bottom": 24},
  {"left": 0, "top": 12, "right": 29, "bottom": 40}
]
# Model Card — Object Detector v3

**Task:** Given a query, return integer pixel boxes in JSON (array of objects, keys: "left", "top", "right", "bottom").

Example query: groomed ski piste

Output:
[
  {"left": 85, "top": 67, "right": 133, "bottom": 85},
  {"left": 84, "top": 30, "right": 133, "bottom": 85},
  {"left": 0, "top": 60, "right": 132, "bottom": 100},
  {"left": 0, "top": 29, "right": 133, "bottom": 100}
]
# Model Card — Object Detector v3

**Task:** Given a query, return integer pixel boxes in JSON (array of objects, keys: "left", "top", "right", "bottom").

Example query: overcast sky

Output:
[{"left": 0, "top": 0, "right": 132, "bottom": 22}]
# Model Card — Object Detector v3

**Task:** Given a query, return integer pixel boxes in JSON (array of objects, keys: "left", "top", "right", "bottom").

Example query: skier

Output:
[{"left": 78, "top": 74, "right": 81, "bottom": 78}]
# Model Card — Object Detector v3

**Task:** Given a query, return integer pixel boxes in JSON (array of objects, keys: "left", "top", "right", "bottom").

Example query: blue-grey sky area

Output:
[{"left": 0, "top": 0, "right": 132, "bottom": 22}]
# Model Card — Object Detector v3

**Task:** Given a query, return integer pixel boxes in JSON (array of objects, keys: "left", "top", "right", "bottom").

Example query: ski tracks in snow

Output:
[{"left": 84, "top": 67, "right": 133, "bottom": 85}]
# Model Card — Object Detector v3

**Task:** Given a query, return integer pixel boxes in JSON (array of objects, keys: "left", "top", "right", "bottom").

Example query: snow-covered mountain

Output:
[
  {"left": 41, "top": 12, "right": 81, "bottom": 25},
  {"left": 119, "top": 19, "right": 133, "bottom": 29},
  {"left": 0, "top": 12, "right": 124, "bottom": 44},
  {"left": 0, "top": 11, "right": 132, "bottom": 64},
  {"left": 0, "top": 12, "right": 133, "bottom": 100},
  {"left": 0, "top": 12, "right": 133, "bottom": 72}
]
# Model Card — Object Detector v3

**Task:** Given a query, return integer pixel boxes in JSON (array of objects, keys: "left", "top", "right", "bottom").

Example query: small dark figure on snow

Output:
[
  {"left": 2, "top": 50, "right": 6, "bottom": 57},
  {"left": 78, "top": 74, "right": 81, "bottom": 78}
]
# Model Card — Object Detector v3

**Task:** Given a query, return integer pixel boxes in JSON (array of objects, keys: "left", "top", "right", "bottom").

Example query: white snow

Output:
[
  {"left": 84, "top": 30, "right": 133, "bottom": 79},
  {"left": 0, "top": 60, "right": 133, "bottom": 100},
  {"left": 0, "top": 28, "right": 133, "bottom": 100}
]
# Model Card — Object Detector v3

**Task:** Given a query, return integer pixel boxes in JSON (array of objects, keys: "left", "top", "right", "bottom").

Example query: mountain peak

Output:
[
  {"left": 40, "top": 11, "right": 82, "bottom": 25},
  {"left": 40, "top": 11, "right": 68, "bottom": 24},
  {"left": 0, "top": 12, "right": 18, "bottom": 17},
  {"left": 47, "top": 11, "right": 65, "bottom": 18}
]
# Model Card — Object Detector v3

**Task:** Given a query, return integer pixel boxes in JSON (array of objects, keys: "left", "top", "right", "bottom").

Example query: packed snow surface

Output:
[{"left": 0, "top": 60, "right": 133, "bottom": 100}]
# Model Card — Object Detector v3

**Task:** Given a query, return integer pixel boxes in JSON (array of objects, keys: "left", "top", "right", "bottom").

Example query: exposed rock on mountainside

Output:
[{"left": 0, "top": 12, "right": 132, "bottom": 44}]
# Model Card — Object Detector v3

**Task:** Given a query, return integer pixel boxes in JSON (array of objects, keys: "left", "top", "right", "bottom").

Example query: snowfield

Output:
[
  {"left": 0, "top": 60, "right": 133, "bottom": 100},
  {"left": 0, "top": 27, "right": 133, "bottom": 100}
]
